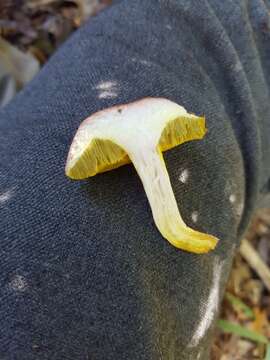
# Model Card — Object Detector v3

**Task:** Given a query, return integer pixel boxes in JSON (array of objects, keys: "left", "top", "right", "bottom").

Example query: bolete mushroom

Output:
[{"left": 65, "top": 97, "right": 218, "bottom": 253}]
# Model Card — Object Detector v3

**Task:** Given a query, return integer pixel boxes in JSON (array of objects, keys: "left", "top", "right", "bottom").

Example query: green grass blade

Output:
[
  {"left": 217, "top": 319, "right": 268, "bottom": 344},
  {"left": 225, "top": 292, "right": 254, "bottom": 319},
  {"left": 265, "top": 343, "right": 270, "bottom": 360}
]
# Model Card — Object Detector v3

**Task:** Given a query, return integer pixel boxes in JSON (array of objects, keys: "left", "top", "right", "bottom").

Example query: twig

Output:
[{"left": 240, "top": 238, "right": 270, "bottom": 292}]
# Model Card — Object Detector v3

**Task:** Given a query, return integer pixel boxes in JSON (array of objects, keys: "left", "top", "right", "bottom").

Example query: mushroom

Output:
[{"left": 65, "top": 97, "right": 218, "bottom": 253}]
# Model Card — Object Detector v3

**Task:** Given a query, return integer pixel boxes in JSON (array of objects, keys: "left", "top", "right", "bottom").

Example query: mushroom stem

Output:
[{"left": 128, "top": 146, "right": 218, "bottom": 254}]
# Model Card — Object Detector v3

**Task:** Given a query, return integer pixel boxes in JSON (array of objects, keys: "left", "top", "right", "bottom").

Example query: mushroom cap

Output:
[{"left": 65, "top": 97, "right": 206, "bottom": 180}]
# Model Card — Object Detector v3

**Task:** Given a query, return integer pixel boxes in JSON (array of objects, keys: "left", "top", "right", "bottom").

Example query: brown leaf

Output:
[{"left": 250, "top": 308, "right": 270, "bottom": 337}]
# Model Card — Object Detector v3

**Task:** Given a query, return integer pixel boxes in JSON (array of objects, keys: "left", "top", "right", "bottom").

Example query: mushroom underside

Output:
[{"left": 65, "top": 102, "right": 218, "bottom": 253}]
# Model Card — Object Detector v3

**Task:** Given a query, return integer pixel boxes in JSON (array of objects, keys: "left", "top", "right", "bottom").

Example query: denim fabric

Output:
[{"left": 0, "top": 1, "right": 269, "bottom": 359}]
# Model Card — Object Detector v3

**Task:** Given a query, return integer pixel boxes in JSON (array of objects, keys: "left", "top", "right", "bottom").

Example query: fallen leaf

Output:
[
  {"left": 0, "top": 36, "right": 39, "bottom": 87},
  {"left": 250, "top": 308, "right": 270, "bottom": 337}
]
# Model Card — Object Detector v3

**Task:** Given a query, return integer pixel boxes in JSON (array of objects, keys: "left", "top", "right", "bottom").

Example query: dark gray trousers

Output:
[{"left": 0, "top": 1, "right": 270, "bottom": 359}]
